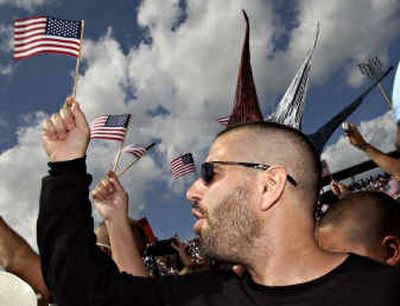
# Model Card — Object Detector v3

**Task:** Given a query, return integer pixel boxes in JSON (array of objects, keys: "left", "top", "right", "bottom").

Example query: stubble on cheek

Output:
[{"left": 200, "top": 187, "right": 261, "bottom": 262}]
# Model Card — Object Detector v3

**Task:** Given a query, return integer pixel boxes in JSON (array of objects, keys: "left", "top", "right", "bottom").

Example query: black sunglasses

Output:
[{"left": 200, "top": 161, "right": 297, "bottom": 186}]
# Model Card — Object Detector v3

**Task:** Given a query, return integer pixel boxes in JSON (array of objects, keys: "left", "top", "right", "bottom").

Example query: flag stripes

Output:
[
  {"left": 217, "top": 116, "right": 230, "bottom": 126},
  {"left": 90, "top": 114, "right": 130, "bottom": 142},
  {"left": 122, "top": 145, "right": 147, "bottom": 159},
  {"left": 170, "top": 153, "right": 196, "bottom": 179}
]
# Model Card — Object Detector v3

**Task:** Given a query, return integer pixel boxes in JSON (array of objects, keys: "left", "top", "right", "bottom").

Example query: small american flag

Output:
[
  {"left": 217, "top": 115, "right": 230, "bottom": 126},
  {"left": 122, "top": 145, "right": 147, "bottom": 159},
  {"left": 383, "top": 177, "right": 400, "bottom": 199},
  {"left": 14, "top": 16, "right": 82, "bottom": 60},
  {"left": 170, "top": 153, "right": 196, "bottom": 179},
  {"left": 90, "top": 114, "right": 131, "bottom": 142}
]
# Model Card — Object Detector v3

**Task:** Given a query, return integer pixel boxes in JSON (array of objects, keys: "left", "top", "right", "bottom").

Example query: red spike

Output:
[{"left": 227, "top": 10, "right": 263, "bottom": 127}]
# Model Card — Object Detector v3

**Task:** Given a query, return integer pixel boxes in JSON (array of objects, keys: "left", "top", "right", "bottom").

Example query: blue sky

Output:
[{"left": 0, "top": 0, "right": 400, "bottom": 248}]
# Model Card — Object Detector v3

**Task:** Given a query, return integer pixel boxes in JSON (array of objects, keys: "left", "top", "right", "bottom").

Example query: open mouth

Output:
[{"left": 192, "top": 208, "right": 206, "bottom": 234}]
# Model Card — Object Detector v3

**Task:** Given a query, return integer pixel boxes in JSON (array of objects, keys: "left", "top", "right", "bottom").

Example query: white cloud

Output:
[
  {"left": 125, "top": 0, "right": 275, "bottom": 159},
  {"left": 290, "top": 0, "right": 400, "bottom": 88},
  {"left": 0, "top": 0, "right": 53, "bottom": 10},
  {"left": 1, "top": 0, "right": 400, "bottom": 247},
  {"left": 0, "top": 113, "right": 48, "bottom": 249}
]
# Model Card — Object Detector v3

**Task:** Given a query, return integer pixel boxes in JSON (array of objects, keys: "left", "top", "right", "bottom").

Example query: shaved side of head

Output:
[
  {"left": 216, "top": 121, "right": 322, "bottom": 213},
  {"left": 318, "top": 191, "right": 400, "bottom": 255}
]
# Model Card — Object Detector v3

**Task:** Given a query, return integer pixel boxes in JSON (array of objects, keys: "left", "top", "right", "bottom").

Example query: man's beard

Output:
[{"left": 199, "top": 186, "right": 261, "bottom": 263}]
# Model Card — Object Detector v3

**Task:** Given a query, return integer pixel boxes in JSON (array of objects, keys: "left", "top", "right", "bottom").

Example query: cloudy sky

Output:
[{"left": 0, "top": 0, "right": 399, "bottom": 248}]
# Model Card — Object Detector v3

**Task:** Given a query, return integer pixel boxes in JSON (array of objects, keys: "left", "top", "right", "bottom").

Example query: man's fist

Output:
[
  {"left": 330, "top": 180, "right": 350, "bottom": 199},
  {"left": 343, "top": 122, "right": 369, "bottom": 151},
  {"left": 42, "top": 97, "right": 90, "bottom": 162},
  {"left": 92, "top": 171, "right": 129, "bottom": 223}
]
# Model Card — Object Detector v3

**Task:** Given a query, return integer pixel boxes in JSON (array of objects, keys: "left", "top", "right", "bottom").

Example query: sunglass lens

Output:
[{"left": 201, "top": 163, "right": 213, "bottom": 184}]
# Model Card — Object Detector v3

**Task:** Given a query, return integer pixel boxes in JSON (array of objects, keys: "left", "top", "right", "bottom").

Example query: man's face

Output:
[{"left": 186, "top": 134, "right": 262, "bottom": 262}]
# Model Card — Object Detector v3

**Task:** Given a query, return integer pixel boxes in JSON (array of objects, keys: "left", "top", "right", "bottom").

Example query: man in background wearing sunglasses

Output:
[{"left": 38, "top": 98, "right": 400, "bottom": 305}]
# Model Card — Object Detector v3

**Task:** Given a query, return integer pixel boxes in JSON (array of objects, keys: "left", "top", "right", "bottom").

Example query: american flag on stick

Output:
[
  {"left": 383, "top": 178, "right": 400, "bottom": 199},
  {"left": 122, "top": 145, "right": 147, "bottom": 159},
  {"left": 217, "top": 115, "right": 230, "bottom": 127},
  {"left": 170, "top": 153, "right": 196, "bottom": 179},
  {"left": 14, "top": 16, "right": 82, "bottom": 60},
  {"left": 117, "top": 143, "right": 156, "bottom": 177},
  {"left": 90, "top": 114, "right": 131, "bottom": 142}
]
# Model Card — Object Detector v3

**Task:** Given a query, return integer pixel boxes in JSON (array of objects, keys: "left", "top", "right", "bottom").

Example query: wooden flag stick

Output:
[
  {"left": 72, "top": 20, "right": 85, "bottom": 99},
  {"left": 117, "top": 157, "right": 139, "bottom": 178},
  {"left": 112, "top": 141, "right": 125, "bottom": 173},
  {"left": 117, "top": 143, "right": 156, "bottom": 177},
  {"left": 112, "top": 114, "right": 132, "bottom": 172}
]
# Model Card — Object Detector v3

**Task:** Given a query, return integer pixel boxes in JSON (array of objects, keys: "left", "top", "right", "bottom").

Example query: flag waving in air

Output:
[
  {"left": 170, "top": 153, "right": 196, "bottom": 179},
  {"left": 122, "top": 145, "right": 147, "bottom": 159},
  {"left": 117, "top": 143, "right": 157, "bottom": 177},
  {"left": 216, "top": 115, "right": 230, "bottom": 127},
  {"left": 90, "top": 114, "right": 131, "bottom": 142},
  {"left": 14, "top": 16, "right": 82, "bottom": 60}
]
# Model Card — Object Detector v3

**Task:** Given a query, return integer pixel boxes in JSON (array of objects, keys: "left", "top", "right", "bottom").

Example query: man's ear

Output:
[
  {"left": 381, "top": 235, "right": 400, "bottom": 266},
  {"left": 259, "top": 165, "right": 287, "bottom": 211}
]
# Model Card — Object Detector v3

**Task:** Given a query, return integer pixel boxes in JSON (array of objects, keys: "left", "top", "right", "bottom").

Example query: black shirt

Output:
[{"left": 37, "top": 158, "right": 400, "bottom": 306}]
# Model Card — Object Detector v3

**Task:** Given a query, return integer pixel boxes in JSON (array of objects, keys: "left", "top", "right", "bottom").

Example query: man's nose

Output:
[{"left": 186, "top": 178, "right": 206, "bottom": 204}]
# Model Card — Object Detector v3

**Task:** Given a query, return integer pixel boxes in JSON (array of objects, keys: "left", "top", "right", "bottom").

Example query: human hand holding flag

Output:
[{"left": 42, "top": 97, "right": 90, "bottom": 162}]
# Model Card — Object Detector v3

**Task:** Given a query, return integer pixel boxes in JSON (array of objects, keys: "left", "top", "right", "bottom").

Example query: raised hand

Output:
[
  {"left": 330, "top": 180, "right": 350, "bottom": 199},
  {"left": 171, "top": 239, "right": 192, "bottom": 267},
  {"left": 92, "top": 173, "right": 149, "bottom": 276},
  {"left": 42, "top": 97, "right": 90, "bottom": 162},
  {"left": 343, "top": 123, "right": 369, "bottom": 151},
  {"left": 92, "top": 171, "right": 129, "bottom": 223}
]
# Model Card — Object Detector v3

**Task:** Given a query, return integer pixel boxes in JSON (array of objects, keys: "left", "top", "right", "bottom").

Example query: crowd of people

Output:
[
  {"left": 329, "top": 174, "right": 400, "bottom": 199},
  {"left": 1, "top": 96, "right": 400, "bottom": 305}
]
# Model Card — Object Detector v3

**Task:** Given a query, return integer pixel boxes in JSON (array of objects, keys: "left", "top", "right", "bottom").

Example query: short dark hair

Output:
[
  {"left": 319, "top": 191, "right": 400, "bottom": 246},
  {"left": 216, "top": 121, "right": 322, "bottom": 201}
]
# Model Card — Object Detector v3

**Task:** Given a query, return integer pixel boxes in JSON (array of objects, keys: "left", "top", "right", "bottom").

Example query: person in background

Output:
[
  {"left": 95, "top": 218, "right": 149, "bottom": 274},
  {"left": 317, "top": 191, "right": 400, "bottom": 266},
  {"left": 0, "top": 216, "right": 50, "bottom": 305},
  {"left": 330, "top": 180, "right": 351, "bottom": 199}
]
